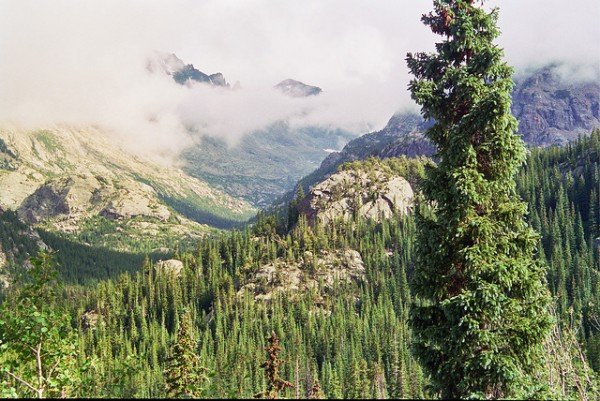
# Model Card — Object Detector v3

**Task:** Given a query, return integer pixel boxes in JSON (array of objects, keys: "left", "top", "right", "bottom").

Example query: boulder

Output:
[
  {"left": 81, "top": 310, "right": 101, "bottom": 330},
  {"left": 155, "top": 259, "right": 184, "bottom": 276}
]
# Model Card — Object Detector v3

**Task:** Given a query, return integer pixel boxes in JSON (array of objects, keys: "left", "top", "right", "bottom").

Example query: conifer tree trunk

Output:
[{"left": 407, "top": 1, "right": 552, "bottom": 398}]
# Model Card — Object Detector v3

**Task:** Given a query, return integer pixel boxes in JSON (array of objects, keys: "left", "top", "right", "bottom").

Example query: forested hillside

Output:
[
  {"left": 1, "top": 132, "right": 598, "bottom": 398},
  {"left": 517, "top": 130, "right": 600, "bottom": 371}
]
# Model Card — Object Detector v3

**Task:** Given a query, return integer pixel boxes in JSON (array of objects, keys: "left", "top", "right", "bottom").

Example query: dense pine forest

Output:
[
  {"left": 0, "top": 131, "right": 598, "bottom": 398},
  {"left": 517, "top": 131, "right": 600, "bottom": 373}
]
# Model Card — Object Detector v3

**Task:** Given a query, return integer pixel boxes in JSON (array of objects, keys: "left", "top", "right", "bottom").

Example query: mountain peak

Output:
[
  {"left": 147, "top": 51, "right": 230, "bottom": 87},
  {"left": 274, "top": 79, "right": 322, "bottom": 97}
]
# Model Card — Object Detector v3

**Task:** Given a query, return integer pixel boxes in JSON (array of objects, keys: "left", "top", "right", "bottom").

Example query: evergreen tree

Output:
[
  {"left": 308, "top": 380, "right": 325, "bottom": 399},
  {"left": 256, "top": 331, "right": 294, "bottom": 399},
  {"left": 407, "top": 1, "right": 552, "bottom": 398},
  {"left": 163, "top": 309, "right": 209, "bottom": 398},
  {"left": 287, "top": 185, "right": 306, "bottom": 231}
]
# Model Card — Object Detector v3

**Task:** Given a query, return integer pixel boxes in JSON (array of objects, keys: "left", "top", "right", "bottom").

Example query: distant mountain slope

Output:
[
  {"left": 0, "top": 126, "right": 255, "bottom": 252},
  {"left": 145, "top": 52, "right": 355, "bottom": 207},
  {"left": 281, "top": 64, "right": 600, "bottom": 204},
  {"left": 512, "top": 65, "right": 600, "bottom": 146},
  {"left": 182, "top": 122, "right": 354, "bottom": 207}
]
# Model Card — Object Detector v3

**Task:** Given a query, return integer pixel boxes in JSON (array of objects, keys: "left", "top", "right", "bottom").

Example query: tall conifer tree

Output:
[
  {"left": 163, "top": 310, "right": 209, "bottom": 398},
  {"left": 407, "top": 1, "right": 552, "bottom": 398}
]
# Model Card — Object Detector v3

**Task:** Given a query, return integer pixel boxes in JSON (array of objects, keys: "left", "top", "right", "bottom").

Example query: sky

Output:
[{"left": 0, "top": 0, "right": 598, "bottom": 160}]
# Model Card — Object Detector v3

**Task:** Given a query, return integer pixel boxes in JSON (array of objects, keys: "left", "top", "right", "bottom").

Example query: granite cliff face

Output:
[
  {"left": 298, "top": 167, "right": 414, "bottom": 226},
  {"left": 512, "top": 66, "right": 600, "bottom": 146}
]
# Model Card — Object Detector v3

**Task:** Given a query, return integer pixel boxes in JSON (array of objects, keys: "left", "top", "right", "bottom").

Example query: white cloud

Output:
[{"left": 0, "top": 0, "right": 597, "bottom": 161}]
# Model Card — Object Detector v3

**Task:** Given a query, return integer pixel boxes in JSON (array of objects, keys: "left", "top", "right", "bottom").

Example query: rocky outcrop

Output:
[
  {"left": 274, "top": 79, "right": 322, "bottom": 97},
  {"left": 18, "top": 176, "right": 99, "bottom": 224},
  {"left": 154, "top": 259, "right": 184, "bottom": 276},
  {"left": 81, "top": 310, "right": 101, "bottom": 330},
  {"left": 0, "top": 247, "right": 6, "bottom": 270},
  {"left": 100, "top": 185, "right": 171, "bottom": 222},
  {"left": 0, "top": 248, "right": 8, "bottom": 290},
  {"left": 237, "top": 249, "right": 365, "bottom": 302},
  {"left": 17, "top": 175, "right": 172, "bottom": 225},
  {"left": 298, "top": 167, "right": 414, "bottom": 225}
]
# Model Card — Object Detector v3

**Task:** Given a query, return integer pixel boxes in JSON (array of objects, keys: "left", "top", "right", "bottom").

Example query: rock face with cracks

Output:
[{"left": 298, "top": 167, "right": 414, "bottom": 226}]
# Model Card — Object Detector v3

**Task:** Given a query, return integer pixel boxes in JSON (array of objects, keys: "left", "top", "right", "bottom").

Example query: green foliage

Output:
[
  {"left": 252, "top": 211, "right": 279, "bottom": 237},
  {"left": 407, "top": 1, "right": 552, "bottom": 398},
  {"left": 0, "top": 251, "right": 85, "bottom": 398},
  {"left": 33, "top": 130, "right": 64, "bottom": 154},
  {"left": 38, "top": 228, "right": 171, "bottom": 284},
  {"left": 0, "top": 210, "right": 39, "bottom": 262},
  {"left": 516, "top": 130, "right": 600, "bottom": 375},
  {"left": 40, "top": 214, "right": 204, "bottom": 253},
  {"left": 286, "top": 185, "right": 305, "bottom": 230},
  {"left": 340, "top": 155, "right": 431, "bottom": 189},
  {"left": 21, "top": 212, "right": 422, "bottom": 398},
  {"left": 256, "top": 331, "right": 294, "bottom": 399},
  {"left": 164, "top": 310, "right": 210, "bottom": 398}
]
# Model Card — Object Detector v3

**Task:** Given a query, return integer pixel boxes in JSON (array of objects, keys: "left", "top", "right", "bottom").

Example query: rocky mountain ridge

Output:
[
  {"left": 284, "top": 64, "right": 599, "bottom": 202},
  {"left": 147, "top": 52, "right": 230, "bottom": 87}
]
